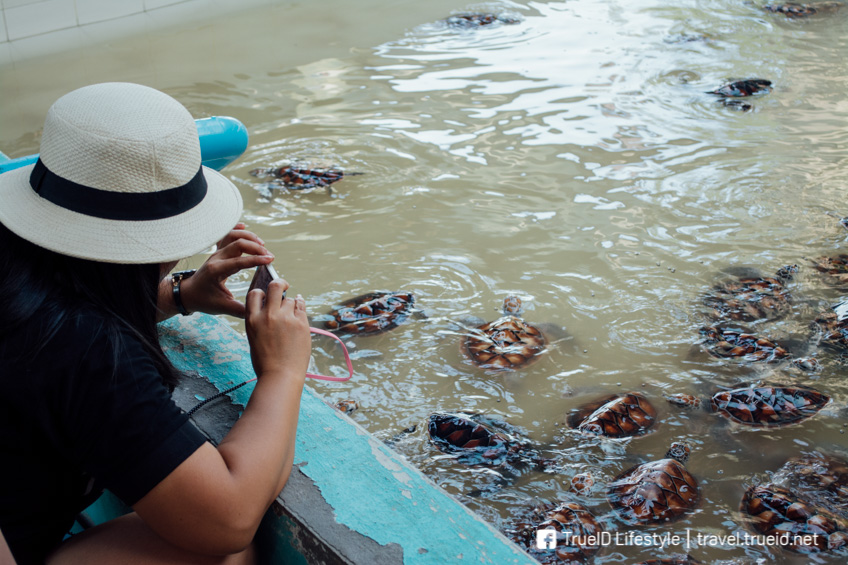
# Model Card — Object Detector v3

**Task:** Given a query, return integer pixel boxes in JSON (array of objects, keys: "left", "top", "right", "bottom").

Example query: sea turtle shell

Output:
[
  {"left": 780, "top": 452, "right": 848, "bottom": 497},
  {"left": 703, "top": 265, "right": 796, "bottom": 322},
  {"left": 566, "top": 392, "right": 658, "bottom": 438},
  {"left": 699, "top": 326, "right": 790, "bottom": 362},
  {"left": 741, "top": 484, "right": 848, "bottom": 553},
  {"left": 507, "top": 501, "right": 602, "bottom": 565},
  {"left": 445, "top": 13, "right": 521, "bottom": 27},
  {"left": 462, "top": 296, "right": 550, "bottom": 369},
  {"left": 427, "top": 412, "right": 532, "bottom": 467},
  {"left": 775, "top": 452, "right": 848, "bottom": 519},
  {"left": 811, "top": 254, "right": 848, "bottom": 286},
  {"left": 710, "top": 385, "right": 830, "bottom": 428},
  {"left": 811, "top": 310, "right": 848, "bottom": 350},
  {"left": 607, "top": 443, "right": 699, "bottom": 524},
  {"left": 322, "top": 291, "right": 414, "bottom": 336},
  {"left": 668, "top": 385, "right": 830, "bottom": 428},
  {"left": 249, "top": 165, "right": 360, "bottom": 189},
  {"left": 707, "top": 79, "right": 773, "bottom": 97},
  {"left": 765, "top": 2, "right": 819, "bottom": 16},
  {"left": 333, "top": 399, "right": 359, "bottom": 414},
  {"left": 764, "top": 2, "right": 843, "bottom": 17}
]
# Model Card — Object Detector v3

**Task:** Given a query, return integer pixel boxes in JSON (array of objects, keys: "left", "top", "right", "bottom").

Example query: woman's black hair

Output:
[{"left": 0, "top": 222, "right": 180, "bottom": 389}]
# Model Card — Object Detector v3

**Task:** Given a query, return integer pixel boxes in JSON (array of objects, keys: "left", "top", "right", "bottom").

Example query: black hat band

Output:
[{"left": 29, "top": 158, "right": 207, "bottom": 221}]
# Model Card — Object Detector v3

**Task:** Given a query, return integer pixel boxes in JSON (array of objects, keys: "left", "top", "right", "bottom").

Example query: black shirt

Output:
[{"left": 0, "top": 311, "right": 208, "bottom": 564}]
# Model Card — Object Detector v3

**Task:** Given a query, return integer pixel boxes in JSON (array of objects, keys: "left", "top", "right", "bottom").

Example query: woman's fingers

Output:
[
  {"left": 246, "top": 280, "right": 291, "bottom": 315},
  {"left": 292, "top": 294, "right": 306, "bottom": 316},
  {"left": 217, "top": 230, "right": 264, "bottom": 249},
  {"left": 216, "top": 223, "right": 262, "bottom": 249},
  {"left": 213, "top": 254, "right": 274, "bottom": 279},
  {"left": 264, "top": 279, "right": 290, "bottom": 307},
  {"left": 215, "top": 238, "right": 270, "bottom": 261},
  {"left": 245, "top": 288, "right": 266, "bottom": 318},
  {"left": 204, "top": 239, "right": 273, "bottom": 281}
]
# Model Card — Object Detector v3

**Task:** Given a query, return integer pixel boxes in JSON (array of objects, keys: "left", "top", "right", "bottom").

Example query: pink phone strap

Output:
[{"left": 306, "top": 327, "right": 354, "bottom": 381}]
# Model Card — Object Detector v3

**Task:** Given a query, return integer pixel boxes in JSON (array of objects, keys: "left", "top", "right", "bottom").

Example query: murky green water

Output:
[{"left": 3, "top": 1, "right": 847, "bottom": 563}]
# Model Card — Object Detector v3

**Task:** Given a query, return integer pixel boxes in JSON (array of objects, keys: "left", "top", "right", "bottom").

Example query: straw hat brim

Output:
[{"left": 0, "top": 164, "right": 243, "bottom": 264}]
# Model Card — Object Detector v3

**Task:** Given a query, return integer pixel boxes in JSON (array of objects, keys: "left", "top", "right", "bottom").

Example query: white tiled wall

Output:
[
  {"left": 76, "top": 0, "right": 145, "bottom": 26},
  {"left": 4, "top": 0, "right": 77, "bottom": 41},
  {"left": 143, "top": 0, "right": 190, "bottom": 9},
  {"left": 0, "top": 0, "right": 195, "bottom": 43},
  {"left": 2, "top": 0, "right": 46, "bottom": 9}
]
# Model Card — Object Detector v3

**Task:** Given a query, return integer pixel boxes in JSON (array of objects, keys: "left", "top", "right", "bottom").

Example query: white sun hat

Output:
[{"left": 0, "top": 82, "right": 243, "bottom": 264}]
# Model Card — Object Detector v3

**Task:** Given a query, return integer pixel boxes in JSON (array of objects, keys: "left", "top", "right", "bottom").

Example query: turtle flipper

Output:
[
  {"left": 456, "top": 315, "right": 487, "bottom": 328},
  {"left": 248, "top": 167, "right": 277, "bottom": 179},
  {"left": 536, "top": 322, "right": 569, "bottom": 343}
]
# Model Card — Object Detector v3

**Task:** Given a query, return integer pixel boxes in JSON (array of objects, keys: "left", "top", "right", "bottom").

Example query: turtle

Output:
[
  {"left": 791, "top": 356, "right": 821, "bottom": 372},
  {"left": 779, "top": 452, "right": 848, "bottom": 497},
  {"left": 772, "top": 452, "right": 848, "bottom": 519},
  {"left": 249, "top": 165, "right": 363, "bottom": 191},
  {"left": 427, "top": 412, "right": 546, "bottom": 469},
  {"left": 317, "top": 291, "right": 415, "bottom": 336},
  {"left": 811, "top": 308, "right": 848, "bottom": 350},
  {"left": 764, "top": 2, "right": 843, "bottom": 17},
  {"left": 606, "top": 441, "right": 700, "bottom": 524},
  {"left": 740, "top": 483, "right": 848, "bottom": 553},
  {"left": 706, "top": 79, "right": 773, "bottom": 97},
  {"left": 665, "top": 384, "right": 832, "bottom": 428},
  {"left": 720, "top": 99, "right": 753, "bottom": 112},
  {"left": 811, "top": 254, "right": 848, "bottom": 286},
  {"left": 702, "top": 265, "right": 797, "bottom": 322},
  {"left": 444, "top": 13, "right": 521, "bottom": 28},
  {"left": 566, "top": 392, "right": 658, "bottom": 438},
  {"left": 663, "top": 33, "right": 714, "bottom": 44},
  {"left": 569, "top": 473, "right": 595, "bottom": 495},
  {"left": 699, "top": 326, "right": 791, "bottom": 362},
  {"left": 333, "top": 399, "right": 359, "bottom": 414},
  {"left": 506, "top": 501, "right": 603, "bottom": 565},
  {"left": 461, "top": 296, "right": 564, "bottom": 370}
]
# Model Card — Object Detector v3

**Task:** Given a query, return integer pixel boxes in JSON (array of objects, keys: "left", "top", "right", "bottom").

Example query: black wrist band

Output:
[{"left": 171, "top": 269, "right": 196, "bottom": 316}]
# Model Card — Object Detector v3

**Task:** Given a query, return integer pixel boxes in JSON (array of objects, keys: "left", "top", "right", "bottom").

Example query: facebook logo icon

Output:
[{"left": 535, "top": 527, "right": 557, "bottom": 550}]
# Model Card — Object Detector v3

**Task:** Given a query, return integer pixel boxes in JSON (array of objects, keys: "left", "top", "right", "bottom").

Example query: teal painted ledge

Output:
[{"left": 159, "top": 313, "right": 536, "bottom": 565}]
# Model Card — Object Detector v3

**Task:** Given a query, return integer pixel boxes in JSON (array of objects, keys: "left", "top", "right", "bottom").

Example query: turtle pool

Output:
[{"left": 2, "top": 0, "right": 848, "bottom": 563}]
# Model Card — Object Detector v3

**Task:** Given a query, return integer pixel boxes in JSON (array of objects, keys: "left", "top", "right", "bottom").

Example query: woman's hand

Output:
[
  {"left": 244, "top": 279, "right": 312, "bottom": 380},
  {"left": 180, "top": 223, "right": 274, "bottom": 318},
  {"left": 134, "top": 278, "right": 311, "bottom": 555}
]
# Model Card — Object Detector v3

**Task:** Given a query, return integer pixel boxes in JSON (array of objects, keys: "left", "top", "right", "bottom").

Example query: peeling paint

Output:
[
  {"left": 392, "top": 471, "right": 413, "bottom": 485},
  {"left": 212, "top": 350, "right": 242, "bottom": 364}
]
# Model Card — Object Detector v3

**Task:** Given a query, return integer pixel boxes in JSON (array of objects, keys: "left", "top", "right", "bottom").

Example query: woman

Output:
[{"left": 0, "top": 83, "right": 311, "bottom": 564}]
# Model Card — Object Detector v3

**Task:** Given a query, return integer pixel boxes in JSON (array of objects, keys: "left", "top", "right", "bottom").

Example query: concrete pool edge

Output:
[{"left": 157, "top": 312, "right": 537, "bottom": 565}]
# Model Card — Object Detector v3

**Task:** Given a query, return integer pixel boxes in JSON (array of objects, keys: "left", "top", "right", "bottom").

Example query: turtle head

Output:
[
  {"left": 665, "top": 441, "right": 691, "bottom": 464},
  {"left": 776, "top": 264, "right": 798, "bottom": 282},
  {"left": 503, "top": 296, "right": 524, "bottom": 316}
]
